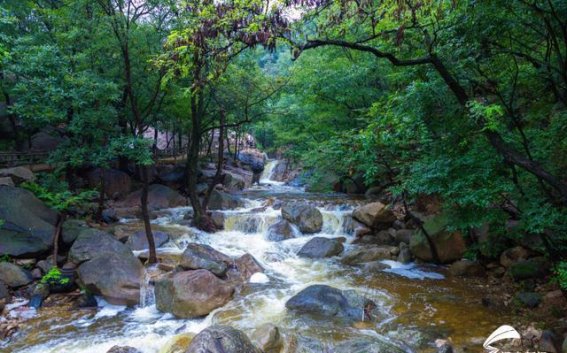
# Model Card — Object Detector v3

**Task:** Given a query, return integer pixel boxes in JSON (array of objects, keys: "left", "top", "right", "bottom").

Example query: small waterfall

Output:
[
  {"left": 222, "top": 209, "right": 280, "bottom": 234},
  {"left": 321, "top": 208, "right": 352, "bottom": 235},
  {"left": 260, "top": 160, "right": 284, "bottom": 185},
  {"left": 139, "top": 266, "right": 158, "bottom": 308}
]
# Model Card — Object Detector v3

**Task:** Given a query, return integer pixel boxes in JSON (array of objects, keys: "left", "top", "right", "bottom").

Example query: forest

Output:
[{"left": 0, "top": 1, "right": 566, "bottom": 353}]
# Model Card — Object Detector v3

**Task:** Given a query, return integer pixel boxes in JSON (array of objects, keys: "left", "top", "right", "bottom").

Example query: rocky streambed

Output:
[{"left": 1, "top": 161, "right": 562, "bottom": 353}]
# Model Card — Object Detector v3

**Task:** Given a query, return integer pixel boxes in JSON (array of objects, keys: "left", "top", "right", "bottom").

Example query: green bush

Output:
[
  {"left": 21, "top": 181, "right": 98, "bottom": 212},
  {"left": 41, "top": 267, "right": 70, "bottom": 286},
  {"left": 556, "top": 262, "right": 567, "bottom": 291}
]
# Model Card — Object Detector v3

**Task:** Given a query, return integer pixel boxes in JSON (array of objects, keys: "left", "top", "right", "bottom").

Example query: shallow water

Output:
[{"left": 4, "top": 161, "right": 513, "bottom": 353}]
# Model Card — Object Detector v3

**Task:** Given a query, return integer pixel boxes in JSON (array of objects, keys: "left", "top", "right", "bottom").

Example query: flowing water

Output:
[{"left": 4, "top": 161, "right": 513, "bottom": 353}]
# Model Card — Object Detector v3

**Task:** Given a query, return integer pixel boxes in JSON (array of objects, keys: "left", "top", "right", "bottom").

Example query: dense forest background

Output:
[{"left": 1, "top": 0, "right": 567, "bottom": 282}]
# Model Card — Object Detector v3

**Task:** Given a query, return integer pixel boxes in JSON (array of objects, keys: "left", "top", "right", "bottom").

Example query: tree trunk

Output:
[
  {"left": 202, "top": 110, "right": 226, "bottom": 212},
  {"left": 51, "top": 214, "right": 64, "bottom": 268},
  {"left": 141, "top": 165, "right": 157, "bottom": 264}
]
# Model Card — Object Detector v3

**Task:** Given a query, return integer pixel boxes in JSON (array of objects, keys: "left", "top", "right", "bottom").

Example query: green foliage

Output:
[
  {"left": 21, "top": 181, "right": 98, "bottom": 213},
  {"left": 556, "top": 262, "right": 567, "bottom": 291},
  {"left": 0, "top": 254, "right": 10, "bottom": 263},
  {"left": 41, "top": 267, "right": 70, "bottom": 286}
]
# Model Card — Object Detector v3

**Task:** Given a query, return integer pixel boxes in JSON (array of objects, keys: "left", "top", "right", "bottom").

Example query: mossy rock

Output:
[
  {"left": 409, "top": 214, "right": 465, "bottom": 264},
  {"left": 509, "top": 257, "right": 550, "bottom": 281},
  {"left": 159, "top": 333, "right": 194, "bottom": 353}
]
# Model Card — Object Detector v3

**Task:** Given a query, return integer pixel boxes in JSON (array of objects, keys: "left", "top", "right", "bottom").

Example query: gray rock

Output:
[
  {"left": 0, "top": 177, "right": 14, "bottom": 186},
  {"left": 179, "top": 243, "right": 232, "bottom": 276},
  {"left": 126, "top": 231, "right": 169, "bottom": 251},
  {"left": 224, "top": 171, "right": 246, "bottom": 191},
  {"left": 86, "top": 168, "right": 132, "bottom": 199},
  {"left": 106, "top": 346, "right": 142, "bottom": 353},
  {"left": 341, "top": 245, "right": 397, "bottom": 265},
  {"left": 226, "top": 253, "right": 264, "bottom": 283},
  {"left": 297, "top": 237, "right": 344, "bottom": 258},
  {"left": 155, "top": 270, "right": 234, "bottom": 318},
  {"left": 76, "top": 252, "right": 143, "bottom": 306},
  {"left": 250, "top": 324, "right": 283, "bottom": 353},
  {"left": 0, "top": 166, "right": 35, "bottom": 184},
  {"left": 352, "top": 202, "right": 396, "bottom": 230},
  {"left": 266, "top": 219, "right": 296, "bottom": 241},
  {"left": 449, "top": 259, "right": 485, "bottom": 277},
  {"left": 0, "top": 281, "right": 10, "bottom": 300},
  {"left": 0, "top": 262, "right": 32, "bottom": 288},
  {"left": 285, "top": 285, "right": 375, "bottom": 323},
  {"left": 69, "top": 228, "right": 133, "bottom": 264},
  {"left": 187, "top": 325, "right": 262, "bottom": 353},
  {"left": 409, "top": 214, "right": 466, "bottom": 264},
  {"left": 282, "top": 203, "right": 323, "bottom": 234},
  {"left": 397, "top": 242, "right": 412, "bottom": 264},
  {"left": 119, "top": 184, "right": 186, "bottom": 210},
  {"left": 515, "top": 292, "right": 542, "bottom": 308},
  {"left": 0, "top": 185, "right": 59, "bottom": 257},
  {"left": 209, "top": 190, "right": 244, "bottom": 210},
  {"left": 61, "top": 219, "right": 90, "bottom": 245}
]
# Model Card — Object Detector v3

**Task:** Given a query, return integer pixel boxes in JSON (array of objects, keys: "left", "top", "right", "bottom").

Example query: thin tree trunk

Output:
[
  {"left": 141, "top": 165, "right": 157, "bottom": 264},
  {"left": 202, "top": 111, "right": 226, "bottom": 211},
  {"left": 51, "top": 214, "right": 64, "bottom": 267}
]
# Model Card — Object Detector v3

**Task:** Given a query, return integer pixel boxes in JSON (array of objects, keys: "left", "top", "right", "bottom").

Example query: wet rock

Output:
[
  {"left": 0, "top": 177, "right": 14, "bottom": 186},
  {"left": 500, "top": 246, "right": 530, "bottom": 268},
  {"left": 282, "top": 203, "right": 323, "bottom": 234},
  {"left": 352, "top": 202, "right": 396, "bottom": 230},
  {"left": 224, "top": 171, "right": 246, "bottom": 191},
  {"left": 30, "top": 268, "right": 42, "bottom": 280},
  {"left": 209, "top": 190, "right": 244, "bottom": 210},
  {"left": 119, "top": 184, "right": 186, "bottom": 210},
  {"left": 393, "top": 229, "right": 413, "bottom": 244},
  {"left": 448, "top": 259, "right": 485, "bottom": 277},
  {"left": 353, "top": 226, "right": 372, "bottom": 238},
  {"left": 61, "top": 219, "right": 90, "bottom": 245},
  {"left": 250, "top": 324, "right": 283, "bottom": 353},
  {"left": 515, "top": 292, "right": 542, "bottom": 308},
  {"left": 36, "top": 260, "right": 53, "bottom": 274},
  {"left": 76, "top": 252, "right": 143, "bottom": 306},
  {"left": 435, "top": 339, "right": 454, "bottom": 353},
  {"left": 102, "top": 208, "right": 119, "bottom": 223},
  {"left": 126, "top": 231, "right": 169, "bottom": 251},
  {"left": 29, "top": 283, "right": 50, "bottom": 309},
  {"left": 76, "top": 292, "right": 98, "bottom": 308},
  {"left": 409, "top": 214, "right": 466, "bottom": 264},
  {"left": 334, "top": 338, "right": 406, "bottom": 353},
  {"left": 0, "top": 281, "right": 10, "bottom": 301},
  {"left": 0, "top": 185, "right": 59, "bottom": 257},
  {"left": 158, "top": 165, "right": 186, "bottom": 189},
  {"left": 179, "top": 243, "right": 232, "bottom": 277},
  {"left": 285, "top": 285, "right": 376, "bottom": 323},
  {"left": 509, "top": 257, "right": 550, "bottom": 281},
  {"left": 86, "top": 168, "right": 132, "bottom": 199},
  {"left": 159, "top": 333, "right": 194, "bottom": 353},
  {"left": 363, "top": 261, "right": 390, "bottom": 272},
  {"left": 397, "top": 242, "right": 412, "bottom": 264},
  {"left": 155, "top": 270, "right": 234, "bottom": 318},
  {"left": 341, "top": 245, "right": 397, "bottom": 265},
  {"left": 209, "top": 211, "right": 225, "bottom": 229},
  {"left": 227, "top": 253, "right": 264, "bottom": 283},
  {"left": 0, "top": 262, "right": 32, "bottom": 288},
  {"left": 266, "top": 220, "right": 296, "bottom": 241},
  {"left": 0, "top": 166, "right": 35, "bottom": 184},
  {"left": 106, "top": 346, "right": 142, "bottom": 353},
  {"left": 186, "top": 325, "right": 261, "bottom": 353},
  {"left": 69, "top": 228, "right": 133, "bottom": 264},
  {"left": 237, "top": 150, "right": 265, "bottom": 173},
  {"left": 297, "top": 237, "right": 344, "bottom": 258}
]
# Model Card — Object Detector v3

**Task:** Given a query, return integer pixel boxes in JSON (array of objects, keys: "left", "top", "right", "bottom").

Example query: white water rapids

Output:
[{"left": 6, "top": 160, "right": 503, "bottom": 353}]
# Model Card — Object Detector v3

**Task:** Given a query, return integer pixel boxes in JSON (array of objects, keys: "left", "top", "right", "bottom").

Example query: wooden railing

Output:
[{"left": 0, "top": 151, "right": 50, "bottom": 168}]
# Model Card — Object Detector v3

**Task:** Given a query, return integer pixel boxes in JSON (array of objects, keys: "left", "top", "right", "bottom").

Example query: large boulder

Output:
[
  {"left": 69, "top": 228, "right": 133, "bottom": 264},
  {"left": 448, "top": 259, "right": 485, "bottom": 277},
  {"left": 250, "top": 324, "right": 283, "bottom": 353},
  {"left": 236, "top": 150, "right": 265, "bottom": 173},
  {"left": 179, "top": 243, "right": 232, "bottom": 276},
  {"left": 282, "top": 203, "right": 323, "bottom": 234},
  {"left": 341, "top": 245, "right": 398, "bottom": 265},
  {"left": 227, "top": 253, "right": 264, "bottom": 283},
  {"left": 157, "top": 165, "right": 186, "bottom": 189},
  {"left": 86, "top": 168, "right": 132, "bottom": 199},
  {"left": 126, "top": 230, "right": 169, "bottom": 251},
  {"left": 61, "top": 219, "right": 90, "bottom": 246},
  {"left": 209, "top": 190, "right": 244, "bottom": 210},
  {"left": 119, "top": 184, "right": 186, "bottom": 210},
  {"left": 186, "top": 325, "right": 262, "bottom": 353},
  {"left": 155, "top": 270, "right": 234, "bottom": 318},
  {"left": 0, "top": 167, "right": 35, "bottom": 184},
  {"left": 509, "top": 257, "right": 550, "bottom": 281},
  {"left": 285, "top": 285, "right": 376, "bottom": 323},
  {"left": 409, "top": 215, "right": 466, "bottom": 264},
  {"left": 0, "top": 186, "right": 59, "bottom": 257},
  {"left": 351, "top": 202, "right": 396, "bottom": 230},
  {"left": 223, "top": 171, "right": 246, "bottom": 191},
  {"left": 76, "top": 252, "right": 143, "bottom": 306},
  {"left": 266, "top": 220, "right": 297, "bottom": 241},
  {"left": 297, "top": 237, "right": 344, "bottom": 258},
  {"left": 0, "top": 262, "right": 32, "bottom": 288}
]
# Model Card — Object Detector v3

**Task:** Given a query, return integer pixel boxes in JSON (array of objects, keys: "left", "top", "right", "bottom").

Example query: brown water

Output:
[{"left": 4, "top": 164, "right": 513, "bottom": 353}]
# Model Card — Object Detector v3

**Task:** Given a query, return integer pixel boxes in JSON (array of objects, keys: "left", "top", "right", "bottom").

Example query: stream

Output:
[{"left": 4, "top": 160, "right": 512, "bottom": 353}]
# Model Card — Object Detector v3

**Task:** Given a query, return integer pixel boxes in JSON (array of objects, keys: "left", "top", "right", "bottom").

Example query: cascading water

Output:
[
  {"left": 6, "top": 160, "right": 515, "bottom": 353},
  {"left": 259, "top": 159, "right": 283, "bottom": 185}
]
